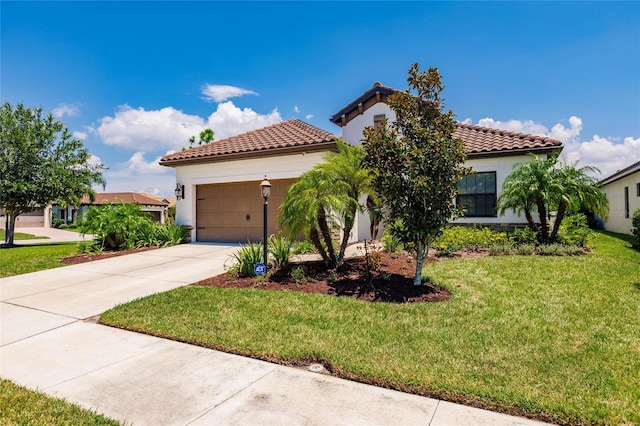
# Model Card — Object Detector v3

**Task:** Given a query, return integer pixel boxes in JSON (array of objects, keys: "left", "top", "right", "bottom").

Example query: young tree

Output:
[
  {"left": 498, "top": 154, "right": 609, "bottom": 244},
  {"left": 363, "top": 63, "right": 468, "bottom": 285},
  {"left": 0, "top": 103, "right": 105, "bottom": 247}
]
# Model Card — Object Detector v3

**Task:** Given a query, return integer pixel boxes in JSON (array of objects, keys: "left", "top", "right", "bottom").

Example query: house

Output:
[
  {"left": 330, "top": 82, "right": 563, "bottom": 238},
  {"left": 51, "top": 192, "right": 170, "bottom": 225},
  {"left": 159, "top": 119, "right": 338, "bottom": 242},
  {"left": 161, "top": 83, "right": 563, "bottom": 244},
  {"left": 599, "top": 160, "right": 640, "bottom": 235}
]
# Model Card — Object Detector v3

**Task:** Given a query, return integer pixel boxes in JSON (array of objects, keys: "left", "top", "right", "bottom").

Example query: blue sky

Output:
[{"left": 2, "top": 1, "right": 639, "bottom": 196}]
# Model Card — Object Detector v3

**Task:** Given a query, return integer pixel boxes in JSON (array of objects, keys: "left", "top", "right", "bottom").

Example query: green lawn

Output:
[
  {"left": 0, "top": 243, "right": 77, "bottom": 278},
  {"left": 100, "top": 231, "right": 640, "bottom": 426},
  {"left": 0, "top": 378, "right": 119, "bottom": 425},
  {"left": 0, "top": 229, "right": 49, "bottom": 240}
]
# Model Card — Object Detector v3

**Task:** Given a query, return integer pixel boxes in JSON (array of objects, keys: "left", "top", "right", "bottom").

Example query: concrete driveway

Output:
[{"left": 0, "top": 243, "right": 551, "bottom": 425}]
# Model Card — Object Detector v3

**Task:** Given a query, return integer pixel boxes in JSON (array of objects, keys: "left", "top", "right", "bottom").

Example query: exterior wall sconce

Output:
[{"left": 175, "top": 183, "right": 185, "bottom": 200}]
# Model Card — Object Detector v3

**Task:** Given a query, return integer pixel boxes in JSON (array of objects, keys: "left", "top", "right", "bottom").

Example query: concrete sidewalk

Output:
[{"left": 0, "top": 244, "right": 552, "bottom": 425}]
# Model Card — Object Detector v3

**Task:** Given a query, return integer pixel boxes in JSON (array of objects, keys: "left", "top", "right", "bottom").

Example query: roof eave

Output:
[
  {"left": 159, "top": 141, "right": 339, "bottom": 168},
  {"left": 466, "top": 145, "right": 563, "bottom": 159}
]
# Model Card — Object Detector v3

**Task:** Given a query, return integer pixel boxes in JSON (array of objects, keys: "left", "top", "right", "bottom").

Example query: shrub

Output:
[
  {"left": 77, "top": 203, "right": 173, "bottom": 251},
  {"left": 292, "top": 240, "right": 316, "bottom": 255},
  {"left": 509, "top": 227, "right": 537, "bottom": 245},
  {"left": 557, "top": 214, "right": 595, "bottom": 247},
  {"left": 225, "top": 241, "right": 263, "bottom": 277},
  {"left": 434, "top": 226, "right": 508, "bottom": 254},
  {"left": 58, "top": 223, "right": 70, "bottom": 230},
  {"left": 152, "top": 223, "right": 186, "bottom": 247},
  {"left": 632, "top": 208, "right": 640, "bottom": 248},
  {"left": 52, "top": 218, "right": 64, "bottom": 229},
  {"left": 381, "top": 226, "right": 403, "bottom": 253},
  {"left": 269, "top": 234, "right": 294, "bottom": 268},
  {"left": 290, "top": 266, "right": 306, "bottom": 285}
]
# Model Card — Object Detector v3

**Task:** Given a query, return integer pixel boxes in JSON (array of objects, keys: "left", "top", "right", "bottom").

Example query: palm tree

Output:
[
  {"left": 498, "top": 154, "right": 609, "bottom": 244},
  {"left": 279, "top": 169, "right": 342, "bottom": 266},
  {"left": 316, "top": 140, "right": 373, "bottom": 264}
]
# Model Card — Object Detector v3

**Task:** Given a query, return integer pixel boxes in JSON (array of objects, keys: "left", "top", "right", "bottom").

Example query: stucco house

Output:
[
  {"left": 161, "top": 83, "right": 563, "bottom": 243},
  {"left": 599, "top": 160, "right": 640, "bottom": 235}
]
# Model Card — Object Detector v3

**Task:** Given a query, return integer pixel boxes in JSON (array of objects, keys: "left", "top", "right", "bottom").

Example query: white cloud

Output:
[
  {"left": 294, "top": 106, "right": 300, "bottom": 114},
  {"left": 305, "top": 114, "right": 314, "bottom": 120},
  {"left": 52, "top": 103, "right": 80, "bottom": 118},
  {"left": 562, "top": 135, "right": 640, "bottom": 178},
  {"left": 469, "top": 116, "right": 639, "bottom": 178},
  {"left": 205, "top": 101, "right": 282, "bottom": 140},
  {"left": 96, "top": 102, "right": 282, "bottom": 151},
  {"left": 201, "top": 84, "right": 258, "bottom": 102},
  {"left": 477, "top": 117, "right": 548, "bottom": 136},
  {"left": 73, "top": 131, "right": 88, "bottom": 140},
  {"left": 97, "top": 105, "right": 206, "bottom": 151}
]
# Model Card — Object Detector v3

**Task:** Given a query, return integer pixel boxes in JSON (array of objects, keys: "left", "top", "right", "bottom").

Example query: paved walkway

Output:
[
  {"left": 0, "top": 243, "right": 552, "bottom": 425},
  {"left": 5, "top": 226, "right": 94, "bottom": 244}
]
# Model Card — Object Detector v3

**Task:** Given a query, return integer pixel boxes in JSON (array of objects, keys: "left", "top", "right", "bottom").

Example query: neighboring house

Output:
[
  {"left": 330, "top": 82, "right": 563, "bottom": 239},
  {"left": 599, "top": 160, "right": 640, "bottom": 235},
  {"left": 0, "top": 208, "right": 50, "bottom": 228},
  {"left": 51, "top": 192, "right": 170, "bottom": 225},
  {"left": 161, "top": 84, "right": 563, "bottom": 244}
]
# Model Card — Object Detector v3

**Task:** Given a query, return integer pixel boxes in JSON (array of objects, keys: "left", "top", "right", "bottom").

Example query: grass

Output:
[
  {"left": 0, "top": 378, "right": 119, "bottom": 425},
  {"left": 0, "top": 243, "right": 78, "bottom": 278},
  {"left": 0, "top": 229, "right": 49, "bottom": 240},
  {"left": 98, "top": 231, "right": 638, "bottom": 424}
]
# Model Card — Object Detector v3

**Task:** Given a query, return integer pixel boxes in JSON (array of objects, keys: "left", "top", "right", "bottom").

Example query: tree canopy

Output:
[
  {"left": 0, "top": 102, "right": 105, "bottom": 246},
  {"left": 279, "top": 140, "right": 372, "bottom": 267},
  {"left": 363, "top": 63, "right": 468, "bottom": 285},
  {"left": 498, "top": 154, "right": 609, "bottom": 243}
]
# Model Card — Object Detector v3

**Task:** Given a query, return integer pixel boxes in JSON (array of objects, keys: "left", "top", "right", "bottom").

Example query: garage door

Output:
[{"left": 196, "top": 179, "right": 296, "bottom": 242}]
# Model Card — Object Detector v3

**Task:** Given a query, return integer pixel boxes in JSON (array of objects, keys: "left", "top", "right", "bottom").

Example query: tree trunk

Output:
[
  {"left": 337, "top": 214, "right": 355, "bottom": 266},
  {"left": 5, "top": 212, "right": 16, "bottom": 246},
  {"left": 524, "top": 209, "right": 538, "bottom": 234},
  {"left": 549, "top": 202, "right": 567, "bottom": 243},
  {"left": 317, "top": 206, "right": 336, "bottom": 267},
  {"left": 535, "top": 196, "right": 550, "bottom": 243},
  {"left": 309, "top": 228, "right": 330, "bottom": 264},
  {"left": 413, "top": 240, "right": 429, "bottom": 286}
]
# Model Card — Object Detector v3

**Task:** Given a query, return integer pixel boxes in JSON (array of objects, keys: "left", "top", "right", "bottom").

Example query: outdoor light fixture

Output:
[
  {"left": 260, "top": 176, "right": 271, "bottom": 268},
  {"left": 174, "top": 183, "right": 185, "bottom": 200}
]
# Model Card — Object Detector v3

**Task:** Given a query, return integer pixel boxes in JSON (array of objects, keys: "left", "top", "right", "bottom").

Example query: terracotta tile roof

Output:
[
  {"left": 599, "top": 160, "right": 640, "bottom": 186},
  {"left": 160, "top": 119, "right": 338, "bottom": 166},
  {"left": 81, "top": 193, "right": 169, "bottom": 206},
  {"left": 454, "top": 123, "right": 562, "bottom": 156}
]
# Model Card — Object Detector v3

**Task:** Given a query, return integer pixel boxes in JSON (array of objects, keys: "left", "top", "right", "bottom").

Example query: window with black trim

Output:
[
  {"left": 636, "top": 182, "right": 640, "bottom": 197},
  {"left": 624, "top": 186, "right": 629, "bottom": 218},
  {"left": 457, "top": 172, "right": 497, "bottom": 217}
]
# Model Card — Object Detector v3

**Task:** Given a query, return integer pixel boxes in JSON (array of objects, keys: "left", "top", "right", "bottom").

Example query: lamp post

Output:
[{"left": 260, "top": 176, "right": 271, "bottom": 268}]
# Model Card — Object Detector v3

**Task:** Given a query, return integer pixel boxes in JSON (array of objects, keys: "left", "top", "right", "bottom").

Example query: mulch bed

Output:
[
  {"left": 60, "top": 246, "right": 494, "bottom": 304},
  {"left": 194, "top": 251, "right": 455, "bottom": 303}
]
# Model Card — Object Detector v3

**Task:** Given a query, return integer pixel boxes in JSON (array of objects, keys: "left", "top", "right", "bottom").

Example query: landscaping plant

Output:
[
  {"left": 225, "top": 241, "right": 263, "bottom": 277},
  {"left": 632, "top": 208, "right": 640, "bottom": 248},
  {"left": 268, "top": 234, "right": 295, "bottom": 268},
  {"left": 363, "top": 63, "right": 468, "bottom": 285}
]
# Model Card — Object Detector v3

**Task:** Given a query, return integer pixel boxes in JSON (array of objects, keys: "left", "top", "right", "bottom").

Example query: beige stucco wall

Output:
[
  {"left": 174, "top": 152, "right": 328, "bottom": 243},
  {"left": 601, "top": 172, "right": 640, "bottom": 235}
]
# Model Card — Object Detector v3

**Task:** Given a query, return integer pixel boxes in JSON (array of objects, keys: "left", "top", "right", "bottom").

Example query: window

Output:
[
  {"left": 373, "top": 114, "right": 385, "bottom": 130},
  {"left": 624, "top": 186, "right": 629, "bottom": 218},
  {"left": 636, "top": 182, "right": 640, "bottom": 197},
  {"left": 457, "top": 172, "right": 497, "bottom": 217}
]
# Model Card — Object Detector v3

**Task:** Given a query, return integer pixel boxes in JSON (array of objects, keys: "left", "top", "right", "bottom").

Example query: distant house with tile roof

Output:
[
  {"left": 598, "top": 160, "right": 640, "bottom": 235},
  {"left": 51, "top": 192, "right": 170, "bottom": 226},
  {"left": 161, "top": 83, "right": 563, "bottom": 243}
]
